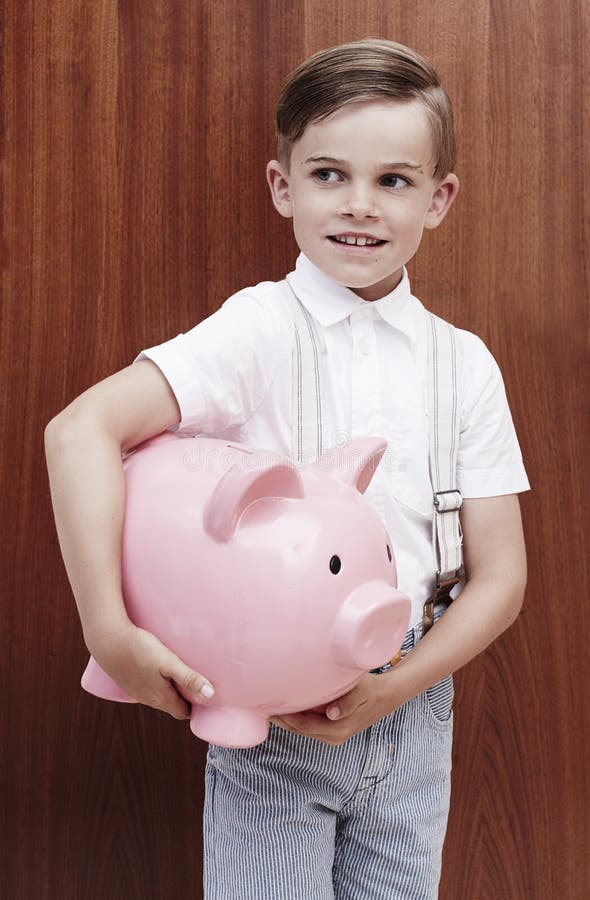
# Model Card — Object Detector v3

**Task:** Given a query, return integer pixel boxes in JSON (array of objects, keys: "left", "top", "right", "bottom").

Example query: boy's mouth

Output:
[{"left": 328, "top": 234, "right": 386, "bottom": 247}]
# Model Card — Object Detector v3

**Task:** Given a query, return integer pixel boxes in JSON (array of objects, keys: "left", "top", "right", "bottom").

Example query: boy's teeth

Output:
[{"left": 334, "top": 235, "right": 380, "bottom": 246}]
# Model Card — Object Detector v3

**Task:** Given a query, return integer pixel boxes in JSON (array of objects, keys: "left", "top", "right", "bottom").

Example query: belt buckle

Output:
[{"left": 369, "top": 648, "right": 404, "bottom": 675}]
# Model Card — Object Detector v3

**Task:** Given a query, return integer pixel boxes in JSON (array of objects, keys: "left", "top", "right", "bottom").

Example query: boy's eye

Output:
[
  {"left": 381, "top": 174, "right": 410, "bottom": 189},
  {"left": 312, "top": 169, "right": 410, "bottom": 189},
  {"left": 312, "top": 168, "right": 341, "bottom": 183}
]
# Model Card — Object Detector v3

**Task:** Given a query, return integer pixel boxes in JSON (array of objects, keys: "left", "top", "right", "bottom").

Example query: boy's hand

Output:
[
  {"left": 86, "top": 622, "right": 215, "bottom": 721},
  {"left": 271, "top": 671, "right": 400, "bottom": 745}
]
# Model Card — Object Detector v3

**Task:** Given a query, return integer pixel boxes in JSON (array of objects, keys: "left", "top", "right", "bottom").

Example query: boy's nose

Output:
[{"left": 340, "top": 185, "right": 378, "bottom": 218}]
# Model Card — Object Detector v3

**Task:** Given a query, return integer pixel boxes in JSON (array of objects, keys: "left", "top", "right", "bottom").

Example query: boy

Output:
[{"left": 45, "top": 39, "right": 529, "bottom": 899}]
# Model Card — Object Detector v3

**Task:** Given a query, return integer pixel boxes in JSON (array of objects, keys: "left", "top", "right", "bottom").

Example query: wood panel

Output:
[{"left": 1, "top": 1, "right": 588, "bottom": 897}]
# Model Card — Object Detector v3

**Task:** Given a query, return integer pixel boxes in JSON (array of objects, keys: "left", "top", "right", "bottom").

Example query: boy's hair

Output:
[{"left": 275, "top": 38, "right": 456, "bottom": 181}]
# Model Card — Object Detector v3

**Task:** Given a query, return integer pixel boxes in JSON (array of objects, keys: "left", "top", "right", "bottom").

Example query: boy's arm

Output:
[
  {"left": 273, "top": 493, "right": 527, "bottom": 742},
  {"left": 45, "top": 360, "right": 215, "bottom": 720},
  {"left": 385, "top": 492, "right": 527, "bottom": 701}
]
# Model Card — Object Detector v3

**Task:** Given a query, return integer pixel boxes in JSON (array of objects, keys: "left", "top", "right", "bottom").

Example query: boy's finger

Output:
[
  {"left": 163, "top": 659, "right": 215, "bottom": 703},
  {"left": 158, "top": 680, "right": 192, "bottom": 720},
  {"left": 277, "top": 711, "right": 327, "bottom": 733},
  {"left": 326, "top": 694, "right": 363, "bottom": 720}
]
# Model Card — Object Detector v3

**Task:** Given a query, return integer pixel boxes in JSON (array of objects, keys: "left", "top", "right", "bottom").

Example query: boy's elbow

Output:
[
  {"left": 45, "top": 410, "right": 77, "bottom": 470},
  {"left": 514, "top": 547, "right": 528, "bottom": 613},
  {"left": 45, "top": 403, "right": 79, "bottom": 445},
  {"left": 502, "top": 565, "right": 527, "bottom": 629},
  {"left": 44, "top": 410, "right": 69, "bottom": 456},
  {"left": 44, "top": 399, "right": 100, "bottom": 459},
  {"left": 469, "top": 564, "right": 526, "bottom": 634},
  {"left": 508, "top": 581, "right": 526, "bottom": 626}
]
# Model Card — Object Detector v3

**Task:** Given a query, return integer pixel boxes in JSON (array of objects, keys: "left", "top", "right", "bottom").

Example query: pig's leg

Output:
[
  {"left": 190, "top": 705, "right": 269, "bottom": 748},
  {"left": 81, "top": 656, "right": 137, "bottom": 703}
]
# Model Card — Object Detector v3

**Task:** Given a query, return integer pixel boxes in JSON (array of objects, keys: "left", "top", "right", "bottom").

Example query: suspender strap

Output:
[
  {"left": 283, "top": 281, "right": 462, "bottom": 637},
  {"left": 285, "top": 276, "right": 324, "bottom": 464},
  {"left": 423, "top": 312, "right": 464, "bottom": 634}
]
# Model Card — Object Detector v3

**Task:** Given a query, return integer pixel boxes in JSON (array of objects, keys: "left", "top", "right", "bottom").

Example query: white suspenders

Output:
[
  {"left": 285, "top": 276, "right": 326, "bottom": 464},
  {"left": 284, "top": 278, "right": 464, "bottom": 633},
  {"left": 423, "top": 313, "right": 464, "bottom": 633}
]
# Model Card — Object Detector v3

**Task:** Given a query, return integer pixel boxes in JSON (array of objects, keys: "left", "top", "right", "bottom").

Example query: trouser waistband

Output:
[{"left": 370, "top": 600, "right": 449, "bottom": 675}]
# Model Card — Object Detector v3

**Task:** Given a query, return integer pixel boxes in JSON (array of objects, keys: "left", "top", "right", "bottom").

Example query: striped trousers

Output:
[{"left": 203, "top": 609, "right": 453, "bottom": 899}]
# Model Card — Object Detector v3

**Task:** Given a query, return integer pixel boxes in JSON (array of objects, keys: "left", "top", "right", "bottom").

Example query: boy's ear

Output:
[
  {"left": 266, "top": 160, "right": 294, "bottom": 219},
  {"left": 424, "top": 173, "right": 460, "bottom": 229}
]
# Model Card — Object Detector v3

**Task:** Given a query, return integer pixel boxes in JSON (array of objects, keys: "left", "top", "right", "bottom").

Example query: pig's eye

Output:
[
  {"left": 386, "top": 544, "right": 392, "bottom": 563},
  {"left": 329, "top": 555, "right": 342, "bottom": 574}
]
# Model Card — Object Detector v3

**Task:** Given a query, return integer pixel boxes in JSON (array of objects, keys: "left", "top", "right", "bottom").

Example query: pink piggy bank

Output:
[{"left": 82, "top": 433, "right": 411, "bottom": 747}]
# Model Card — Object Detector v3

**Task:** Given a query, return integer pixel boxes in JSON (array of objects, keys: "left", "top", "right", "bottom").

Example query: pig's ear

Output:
[
  {"left": 312, "top": 437, "right": 387, "bottom": 494},
  {"left": 203, "top": 461, "right": 305, "bottom": 542}
]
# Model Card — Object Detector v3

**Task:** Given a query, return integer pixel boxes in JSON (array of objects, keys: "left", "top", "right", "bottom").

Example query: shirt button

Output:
[{"left": 357, "top": 339, "right": 371, "bottom": 356}]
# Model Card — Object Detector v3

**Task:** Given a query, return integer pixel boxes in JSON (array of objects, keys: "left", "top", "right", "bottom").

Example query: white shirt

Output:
[{"left": 138, "top": 253, "right": 530, "bottom": 627}]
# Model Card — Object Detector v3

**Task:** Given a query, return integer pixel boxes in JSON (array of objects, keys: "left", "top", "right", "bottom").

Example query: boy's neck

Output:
[{"left": 346, "top": 267, "right": 404, "bottom": 302}]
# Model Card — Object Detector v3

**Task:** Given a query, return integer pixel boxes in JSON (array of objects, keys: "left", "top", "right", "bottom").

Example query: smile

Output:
[{"left": 329, "top": 234, "right": 386, "bottom": 246}]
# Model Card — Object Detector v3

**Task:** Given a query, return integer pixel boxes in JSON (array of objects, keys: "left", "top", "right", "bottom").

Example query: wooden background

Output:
[{"left": 2, "top": 1, "right": 588, "bottom": 897}]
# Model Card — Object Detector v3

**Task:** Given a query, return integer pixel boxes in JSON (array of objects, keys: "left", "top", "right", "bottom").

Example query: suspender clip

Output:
[{"left": 422, "top": 568, "right": 464, "bottom": 636}]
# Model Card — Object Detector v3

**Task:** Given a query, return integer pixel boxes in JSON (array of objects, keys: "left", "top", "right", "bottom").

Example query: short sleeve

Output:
[
  {"left": 456, "top": 332, "right": 530, "bottom": 498},
  {"left": 135, "top": 284, "right": 290, "bottom": 434}
]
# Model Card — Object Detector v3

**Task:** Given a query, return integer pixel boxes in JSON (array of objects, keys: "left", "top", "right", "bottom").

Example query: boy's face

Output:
[{"left": 267, "top": 99, "right": 459, "bottom": 301}]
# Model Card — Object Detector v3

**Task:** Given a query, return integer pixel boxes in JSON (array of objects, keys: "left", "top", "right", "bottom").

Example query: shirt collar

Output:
[{"left": 286, "top": 252, "right": 423, "bottom": 346}]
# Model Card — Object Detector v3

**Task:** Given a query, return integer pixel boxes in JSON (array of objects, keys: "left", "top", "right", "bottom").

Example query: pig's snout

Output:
[{"left": 331, "top": 583, "right": 411, "bottom": 671}]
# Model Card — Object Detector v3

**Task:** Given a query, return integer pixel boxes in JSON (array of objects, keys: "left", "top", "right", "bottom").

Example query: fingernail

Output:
[
  {"left": 327, "top": 705, "right": 340, "bottom": 720},
  {"left": 199, "top": 683, "right": 215, "bottom": 699}
]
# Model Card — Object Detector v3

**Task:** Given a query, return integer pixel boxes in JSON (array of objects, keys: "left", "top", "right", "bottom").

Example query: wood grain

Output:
[{"left": 2, "top": 1, "right": 588, "bottom": 897}]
